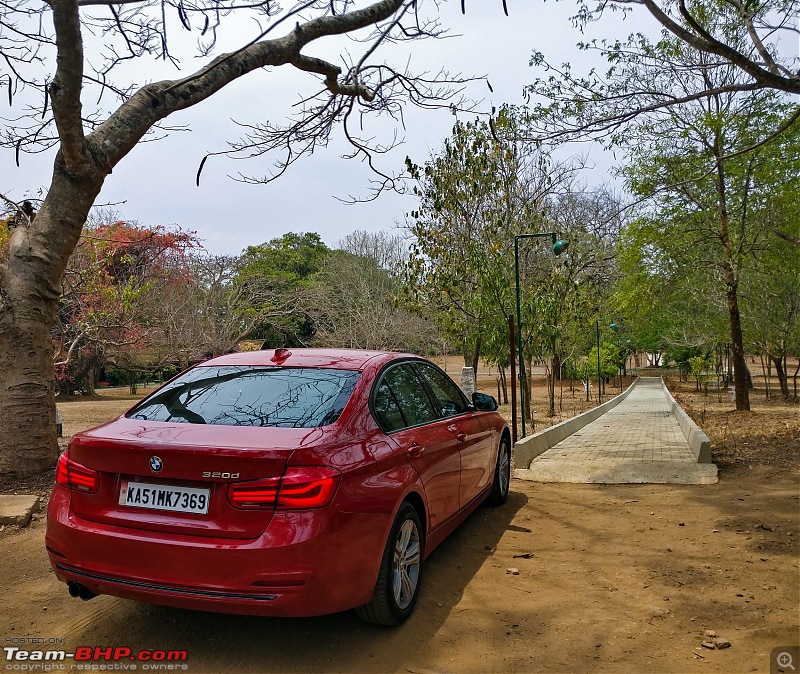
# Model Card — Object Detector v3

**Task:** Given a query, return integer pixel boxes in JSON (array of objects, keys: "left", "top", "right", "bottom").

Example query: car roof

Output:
[{"left": 200, "top": 348, "right": 414, "bottom": 370}]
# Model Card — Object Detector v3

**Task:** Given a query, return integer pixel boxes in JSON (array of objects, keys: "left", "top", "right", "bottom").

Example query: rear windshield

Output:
[{"left": 127, "top": 366, "right": 360, "bottom": 428}]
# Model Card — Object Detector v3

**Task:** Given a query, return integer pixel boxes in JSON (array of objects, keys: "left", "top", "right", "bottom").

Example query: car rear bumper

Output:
[{"left": 45, "top": 486, "right": 389, "bottom": 617}]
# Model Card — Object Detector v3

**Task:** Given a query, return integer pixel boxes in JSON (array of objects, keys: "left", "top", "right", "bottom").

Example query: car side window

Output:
[
  {"left": 373, "top": 380, "right": 405, "bottom": 432},
  {"left": 415, "top": 363, "right": 469, "bottom": 418},
  {"left": 376, "top": 364, "right": 438, "bottom": 431}
]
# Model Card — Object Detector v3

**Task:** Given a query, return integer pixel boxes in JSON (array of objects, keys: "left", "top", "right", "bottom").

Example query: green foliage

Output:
[
  {"left": 688, "top": 354, "right": 714, "bottom": 386},
  {"left": 587, "top": 342, "right": 621, "bottom": 380},
  {"left": 565, "top": 358, "right": 593, "bottom": 383},
  {"left": 239, "top": 232, "right": 329, "bottom": 285},
  {"left": 528, "top": 0, "right": 800, "bottom": 411},
  {"left": 402, "top": 109, "right": 529, "bottom": 354},
  {"left": 401, "top": 107, "right": 616, "bottom": 383},
  {"left": 237, "top": 232, "right": 329, "bottom": 346}
]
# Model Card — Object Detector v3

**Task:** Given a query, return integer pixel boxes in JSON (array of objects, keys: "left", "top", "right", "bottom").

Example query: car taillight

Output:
[
  {"left": 55, "top": 452, "right": 99, "bottom": 493},
  {"left": 227, "top": 477, "right": 280, "bottom": 508},
  {"left": 227, "top": 467, "right": 340, "bottom": 510},
  {"left": 276, "top": 466, "right": 341, "bottom": 510}
]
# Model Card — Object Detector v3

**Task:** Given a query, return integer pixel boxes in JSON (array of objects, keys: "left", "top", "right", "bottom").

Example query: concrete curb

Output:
[
  {"left": 513, "top": 379, "right": 640, "bottom": 470},
  {"left": 515, "top": 460, "right": 719, "bottom": 484},
  {"left": 0, "top": 494, "right": 41, "bottom": 527},
  {"left": 660, "top": 378, "right": 713, "bottom": 463}
]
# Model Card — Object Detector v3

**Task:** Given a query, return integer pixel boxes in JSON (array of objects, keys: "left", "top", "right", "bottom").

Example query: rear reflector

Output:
[
  {"left": 56, "top": 452, "right": 99, "bottom": 493},
  {"left": 227, "top": 467, "right": 340, "bottom": 510}
]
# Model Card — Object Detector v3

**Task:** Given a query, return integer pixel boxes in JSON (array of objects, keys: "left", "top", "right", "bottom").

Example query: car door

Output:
[
  {"left": 372, "top": 363, "right": 461, "bottom": 531},
  {"left": 414, "top": 362, "right": 495, "bottom": 508}
]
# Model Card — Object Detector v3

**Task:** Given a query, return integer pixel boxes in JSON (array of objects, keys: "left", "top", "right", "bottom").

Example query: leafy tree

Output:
[
  {"left": 54, "top": 218, "right": 198, "bottom": 393},
  {"left": 587, "top": 342, "right": 622, "bottom": 387},
  {"left": 240, "top": 233, "right": 330, "bottom": 285},
  {"left": 531, "top": 20, "right": 798, "bottom": 411},
  {"left": 741, "top": 198, "right": 800, "bottom": 399},
  {"left": 403, "top": 113, "right": 522, "bottom": 372},
  {"left": 237, "top": 233, "right": 330, "bottom": 347},
  {"left": 688, "top": 353, "right": 715, "bottom": 391},
  {"left": 565, "top": 358, "right": 594, "bottom": 401},
  {"left": 402, "top": 109, "right": 580, "bottom": 416},
  {"left": 537, "top": 187, "right": 623, "bottom": 414}
]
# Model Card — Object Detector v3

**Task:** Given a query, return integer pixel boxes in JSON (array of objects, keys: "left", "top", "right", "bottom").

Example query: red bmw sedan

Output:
[{"left": 46, "top": 349, "right": 510, "bottom": 625}]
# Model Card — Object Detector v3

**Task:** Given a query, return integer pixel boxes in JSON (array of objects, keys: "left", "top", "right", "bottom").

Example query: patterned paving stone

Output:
[{"left": 515, "top": 378, "right": 718, "bottom": 484}]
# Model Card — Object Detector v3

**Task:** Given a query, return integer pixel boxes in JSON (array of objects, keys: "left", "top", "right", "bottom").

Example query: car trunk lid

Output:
[{"left": 67, "top": 418, "right": 323, "bottom": 539}]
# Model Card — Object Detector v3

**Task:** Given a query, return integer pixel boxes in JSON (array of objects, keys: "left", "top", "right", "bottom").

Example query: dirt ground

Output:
[{"left": 1, "top": 376, "right": 798, "bottom": 674}]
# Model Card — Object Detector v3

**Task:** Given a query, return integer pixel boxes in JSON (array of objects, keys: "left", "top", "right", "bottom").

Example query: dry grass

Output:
[
  {"left": 666, "top": 376, "right": 800, "bottom": 474},
  {"left": 57, "top": 386, "right": 160, "bottom": 438}
]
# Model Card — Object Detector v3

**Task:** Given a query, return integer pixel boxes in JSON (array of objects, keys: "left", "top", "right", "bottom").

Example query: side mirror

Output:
[{"left": 472, "top": 392, "right": 498, "bottom": 412}]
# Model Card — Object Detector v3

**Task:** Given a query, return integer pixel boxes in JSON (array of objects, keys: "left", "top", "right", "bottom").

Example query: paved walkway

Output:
[{"left": 515, "top": 378, "right": 718, "bottom": 484}]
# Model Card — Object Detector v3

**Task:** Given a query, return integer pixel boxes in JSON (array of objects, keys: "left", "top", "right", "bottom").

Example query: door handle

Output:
[
  {"left": 405, "top": 442, "right": 425, "bottom": 458},
  {"left": 447, "top": 423, "right": 466, "bottom": 442}
]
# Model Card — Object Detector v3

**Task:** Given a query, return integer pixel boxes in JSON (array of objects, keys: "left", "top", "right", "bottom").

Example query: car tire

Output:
[
  {"left": 355, "top": 502, "right": 424, "bottom": 626},
  {"left": 486, "top": 436, "right": 511, "bottom": 506}
]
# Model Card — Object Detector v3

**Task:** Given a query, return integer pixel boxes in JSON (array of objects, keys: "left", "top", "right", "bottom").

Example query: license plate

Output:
[{"left": 119, "top": 481, "right": 210, "bottom": 515}]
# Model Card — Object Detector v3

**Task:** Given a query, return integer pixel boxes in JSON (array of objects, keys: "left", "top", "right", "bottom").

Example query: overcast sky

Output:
[{"left": 2, "top": 1, "right": 655, "bottom": 255}]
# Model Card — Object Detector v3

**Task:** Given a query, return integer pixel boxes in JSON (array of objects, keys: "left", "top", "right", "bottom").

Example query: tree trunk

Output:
[
  {"left": 548, "top": 353, "right": 557, "bottom": 417},
  {"left": 769, "top": 354, "right": 790, "bottom": 398},
  {"left": 726, "top": 284, "right": 750, "bottom": 411},
  {"left": 0, "top": 160, "right": 104, "bottom": 476},
  {"left": 471, "top": 333, "right": 481, "bottom": 377},
  {"left": 714, "top": 146, "right": 750, "bottom": 412},
  {"left": 498, "top": 365, "right": 508, "bottom": 404},
  {"left": 523, "top": 356, "right": 534, "bottom": 429},
  {"left": 0, "top": 296, "right": 60, "bottom": 476},
  {"left": 85, "top": 365, "right": 96, "bottom": 396}
]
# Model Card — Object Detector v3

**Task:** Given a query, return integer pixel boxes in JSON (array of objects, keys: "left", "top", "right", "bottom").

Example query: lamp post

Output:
[
  {"left": 514, "top": 232, "right": 569, "bottom": 438},
  {"left": 595, "top": 317, "right": 617, "bottom": 404}
]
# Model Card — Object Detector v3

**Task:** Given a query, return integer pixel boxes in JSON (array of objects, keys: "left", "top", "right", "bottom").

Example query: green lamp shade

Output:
[{"left": 553, "top": 240, "right": 569, "bottom": 256}]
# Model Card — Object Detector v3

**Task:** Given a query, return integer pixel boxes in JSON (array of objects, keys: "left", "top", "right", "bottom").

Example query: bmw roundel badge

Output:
[{"left": 149, "top": 456, "right": 163, "bottom": 472}]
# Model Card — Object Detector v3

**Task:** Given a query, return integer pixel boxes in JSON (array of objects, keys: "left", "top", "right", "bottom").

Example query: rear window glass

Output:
[{"left": 127, "top": 366, "right": 360, "bottom": 428}]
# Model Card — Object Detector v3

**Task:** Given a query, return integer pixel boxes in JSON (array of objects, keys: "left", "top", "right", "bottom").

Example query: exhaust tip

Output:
[{"left": 67, "top": 581, "right": 96, "bottom": 601}]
